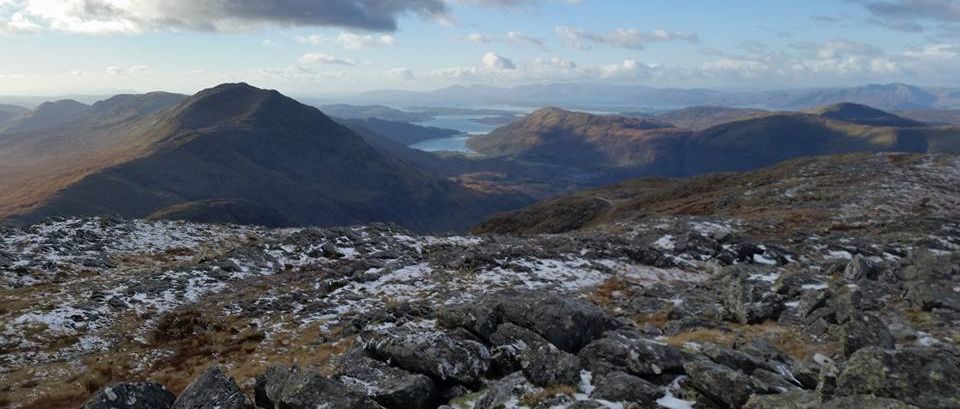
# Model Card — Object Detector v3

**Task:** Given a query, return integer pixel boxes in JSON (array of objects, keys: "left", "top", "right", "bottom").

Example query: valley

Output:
[{"left": 1, "top": 83, "right": 960, "bottom": 409}]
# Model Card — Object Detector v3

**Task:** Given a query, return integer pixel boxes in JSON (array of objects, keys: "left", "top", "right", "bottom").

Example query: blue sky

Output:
[{"left": 0, "top": 0, "right": 958, "bottom": 96}]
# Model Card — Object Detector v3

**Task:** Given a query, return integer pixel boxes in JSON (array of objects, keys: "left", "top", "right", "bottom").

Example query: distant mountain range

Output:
[
  {"left": 467, "top": 104, "right": 960, "bottom": 177},
  {"left": 334, "top": 117, "right": 460, "bottom": 145},
  {"left": 337, "top": 83, "right": 960, "bottom": 112},
  {"left": 2, "top": 82, "right": 959, "bottom": 232},
  {"left": 0, "top": 83, "right": 523, "bottom": 232}
]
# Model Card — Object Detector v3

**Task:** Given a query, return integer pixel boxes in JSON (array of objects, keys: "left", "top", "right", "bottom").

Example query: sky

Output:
[{"left": 0, "top": 0, "right": 958, "bottom": 96}]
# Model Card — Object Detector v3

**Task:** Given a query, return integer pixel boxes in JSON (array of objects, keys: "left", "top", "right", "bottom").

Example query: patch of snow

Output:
[
  {"left": 826, "top": 250, "right": 853, "bottom": 260},
  {"left": 749, "top": 272, "right": 780, "bottom": 282},
  {"left": 657, "top": 376, "right": 695, "bottom": 409},
  {"left": 752, "top": 253, "right": 778, "bottom": 266},
  {"left": 654, "top": 235, "right": 675, "bottom": 250}
]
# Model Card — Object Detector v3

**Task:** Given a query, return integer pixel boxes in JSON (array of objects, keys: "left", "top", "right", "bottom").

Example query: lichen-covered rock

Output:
[
  {"left": 702, "top": 344, "right": 777, "bottom": 374},
  {"left": 492, "top": 292, "right": 622, "bottom": 353},
  {"left": 334, "top": 349, "right": 437, "bottom": 409},
  {"left": 579, "top": 328, "right": 685, "bottom": 376},
  {"left": 843, "top": 254, "right": 874, "bottom": 281},
  {"left": 719, "top": 269, "right": 785, "bottom": 324},
  {"left": 822, "top": 396, "right": 919, "bottom": 409},
  {"left": 904, "top": 281, "right": 960, "bottom": 312},
  {"left": 82, "top": 383, "right": 176, "bottom": 409},
  {"left": 752, "top": 368, "right": 802, "bottom": 392},
  {"left": 683, "top": 360, "right": 770, "bottom": 409},
  {"left": 589, "top": 371, "right": 663, "bottom": 404},
  {"left": 436, "top": 302, "right": 500, "bottom": 342},
  {"left": 836, "top": 312, "right": 895, "bottom": 357},
  {"left": 831, "top": 286, "right": 863, "bottom": 325},
  {"left": 484, "top": 322, "right": 581, "bottom": 386},
  {"left": 254, "top": 365, "right": 384, "bottom": 409},
  {"left": 520, "top": 342, "right": 582, "bottom": 387},
  {"left": 474, "top": 372, "right": 534, "bottom": 409},
  {"left": 836, "top": 347, "right": 960, "bottom": 409},
  {"left": 438, "top": 292, "right": 621, "bottom": 354},
  {"left": 899, "top": 251, "right": 959, "bottom": 282},
  {"left": 797, "top": 288, "right": 832, "bottom": 323},
  {"left": 364, "top": 328, "right": 490, "bottom": 385},
  {"left": 743, "top": 390, "right": 820, "bottom": 409},
  {"left": 172, "top": 367, "right": 250, "bottom": 409},
  {"left": 816, "top": 357, "right": 841, "bottom": 401}
]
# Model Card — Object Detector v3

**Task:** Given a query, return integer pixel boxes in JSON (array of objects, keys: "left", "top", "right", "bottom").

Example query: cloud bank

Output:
[{"left": 0, "top": 0, "right": 448, "bottom": 34}]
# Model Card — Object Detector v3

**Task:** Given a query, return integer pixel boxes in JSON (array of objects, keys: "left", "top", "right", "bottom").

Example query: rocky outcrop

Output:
[
  {"left": 82, "top": 383, "right": 176, "bottom": 409},
  {"left": 172, "top": 367, "right": 250, "bottom": 409},
  {"left": 255, "top": 365, "right": 384, "bottom": 409},
  {"left": 836, "top": 347, "right": 960, "bottom": 409},
  {"left": 334, "top": 350, "right": 437, "bottom": 409},
  {"left": 683, "top": 359, "right": 772, "bottom": 408},
  {"left": 578, "top": 328, "right": 685, "bottom": 376},
  {"left": 364, "top": 328, "right": 491, "bottom": 385}
]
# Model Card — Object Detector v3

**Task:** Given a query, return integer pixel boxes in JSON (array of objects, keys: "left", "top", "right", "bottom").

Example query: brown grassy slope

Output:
[
  {"left": 805, "top": 102, "right": 927, "bottom": 127},
  {"left": 467, "top": 107, "right": 960, "bottom": 178},
  {"left": 467, "top": 107, "right": 691, "bottom": 171},
  {"left": 654, "top": 106, "right": 766, "bottom": 131},
  {"left": 4, "top": 83, "right": 525, "bottom": 232},
  {"left": 473, "top": 153, "right": 960, "bottom": 236}
]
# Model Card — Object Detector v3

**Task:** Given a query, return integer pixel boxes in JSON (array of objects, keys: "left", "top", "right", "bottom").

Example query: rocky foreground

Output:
[{"left": 2, "top": 153, "right": 960, "bottom": 408}]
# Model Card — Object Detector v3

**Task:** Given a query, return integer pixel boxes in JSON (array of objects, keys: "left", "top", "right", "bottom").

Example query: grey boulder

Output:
[
  {"left": 578, "top": 329, "right": 685, "bottom": 377},
  {"left": 836, "top": 312, "right": 895, "bottom": 357},
  {"left": 172, "top": 366, "right": 250, "bottom": 409},
  {"left": 743, "top": 390, "right": 820, "bottom": 409},
  {"left": 334, "top": 349, "right": 437, "bottom": 409},
  {"left": 589, "top": 371, "right": 663, "bottom": 404},
  {"left": 836, "top": 347, "right": 960, "bottom": 409},
  {"left": 82, "top": 382, "right": 176, "bottom": 409},
  {"left": 683, "top": 360, "right": 770, "bottom": 409},
  {"left": 254, "top": 365, "right": 384, "bottom": 409},
  {"left": 364, "top": 328, "right": 490, "bottom": 385}
]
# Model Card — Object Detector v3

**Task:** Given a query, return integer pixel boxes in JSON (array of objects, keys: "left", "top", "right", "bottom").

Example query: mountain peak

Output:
[
  {"left": 168, "top": 82, "right": 306, "bottom": 131},
  {"left": 808, "top": 102, "right": 926, "bottom": 127}
]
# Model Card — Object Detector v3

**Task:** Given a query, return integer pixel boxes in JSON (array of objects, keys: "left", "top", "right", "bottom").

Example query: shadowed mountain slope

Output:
[
  {"left": 806, "top": 102, "right": 926, "bottom": 127},
  {"left": 335, "top": 117, "right": 459, "bottom": 145},
  {"left": 469, "top": 106, "right": 960, "bottom": 177},
  {"left": 468, "top": 107, "right": 691, "bottom": 172},
  {"left": 1, "top": 99, "right": 91, "bottom": 134},
  {"left": 0, "top": 104, "right": 29, "bottom": 130},
  {"left": 0, "top": 83, "right": 524, "bottom": 232}
]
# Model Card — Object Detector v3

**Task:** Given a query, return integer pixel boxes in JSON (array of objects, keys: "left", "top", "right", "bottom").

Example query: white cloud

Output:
[
  {"left": 505, "top": 31, "right": 545, "bottom": 47},
  {"left": 0, "top": 0, "right": 449, "bottom": 34},
  {"left": 385, "top": 67, "right": 416, "bottom": 80},
  {"left": 299, "top": 53, "right": 355, "bottom": 66},
  {"left": 0, "top": 10, "right": 41, "bottom": 34},
  {"left": 481, "top": 52, "right": 516, "bottom": 70},
  {"left": 859, "top": 0, "right": 960, "bottom": 32},
  {"left": 465, "top": 31, "right": 545, "bottom": 48},
  {"left": 466, "top": 33, "right": 492, "bottom": 43},
  {"left": 556, "top": 25, "right": 698, "bottom": 50},
  {"left": 433, "top": 53, "right": 656, "bottom": 83},
  {"left": 105, "top": 65, "right": 148, "bottom": 75},
  {"left": 599, "top": 59, "right": 652, "bottom": 78},
  {"left": 904, "top": 43, "right": 959, "bottom": 59},
  {"left": 300, "top": 31, "right": 396, "bottom": 49}
]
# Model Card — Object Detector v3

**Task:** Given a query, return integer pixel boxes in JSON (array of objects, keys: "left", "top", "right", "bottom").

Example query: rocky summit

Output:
[{"left": 2, "top": 153, "right": 960, "bottom": 409}]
